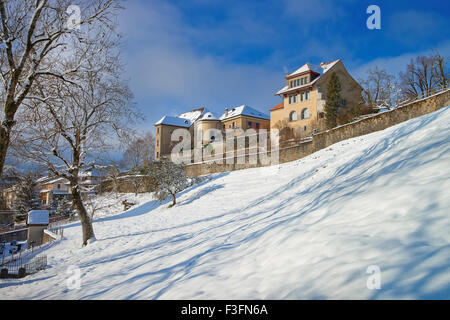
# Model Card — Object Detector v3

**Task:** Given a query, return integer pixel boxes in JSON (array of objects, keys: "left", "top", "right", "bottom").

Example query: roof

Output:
[
  {"left": 270, "top": 102, "right": 284, "bottom": 112},
  {"left": 287, "top": 63, "right": 312, "bottom": 77},
  {"left": 28, "top": 210, "right": 49, "bottom": 225},
  {"left": 178, "top": 107, "right": 205, "bottom": 122},
  {"left": 155, "top": 107, "right": 209, "bottom": 127},
  {"left": 219, "top": 105, "right": 270, "bottom": 121},
  {"left": 276, "top": 59, "right": 341, "bottom": 96},
  {"left": 43, "top": 177, "right": 67, "bottom": 185},
  {"left": 155, "top": 115, "right": 192, "bottom": 128},
  {"left": 198, "top": 111, "right": 219, "bottom": 121}
]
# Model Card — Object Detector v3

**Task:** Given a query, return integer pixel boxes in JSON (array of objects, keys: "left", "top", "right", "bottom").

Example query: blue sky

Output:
[{"left": 118, "top": 0, "right": 450, "bottom": 134}]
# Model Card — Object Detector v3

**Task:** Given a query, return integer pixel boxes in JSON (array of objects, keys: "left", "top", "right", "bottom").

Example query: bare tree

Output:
[
  {"left": 399, "top": 55, "right": 438, "bottom": 100},
  {"left": 431, "top": 50, "right": 449, "bottom": 90},
  {"left": 122, "top": 132, "right": 155, "bottom": 169},
  {"left": 0, "top": 0, "right": 123, "bottom": 178},
  {"left": 104, "top": 164, "right": 122, "bottom": 199},
  {"left": 15, "top": 27, "right": 139, "bottom": 246},
  {"left": 127, "top": 167, "right": 147, "bottom": 196},
  {"left": 359, "top": 67, "right": 396, "bottom": 109}
]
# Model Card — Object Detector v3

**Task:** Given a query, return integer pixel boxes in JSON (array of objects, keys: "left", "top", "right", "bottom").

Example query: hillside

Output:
[{"left": 1, "top": 106, "right": 449, "bottom": 299}]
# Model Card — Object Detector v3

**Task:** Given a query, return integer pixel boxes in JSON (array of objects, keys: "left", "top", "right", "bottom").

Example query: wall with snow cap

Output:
[{"left": 185, "top": 88, "right": 450, "bottom": 176}]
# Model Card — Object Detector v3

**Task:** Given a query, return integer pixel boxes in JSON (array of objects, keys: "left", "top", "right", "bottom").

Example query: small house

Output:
[{"left": 27, "top": 210, "right": 49, "bottom": 246}]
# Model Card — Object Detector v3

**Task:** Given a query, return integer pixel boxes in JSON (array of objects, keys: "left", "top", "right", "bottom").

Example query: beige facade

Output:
[
  {"left": 155, "top": 124, "right": 192, "bottom": 160},
  {"left": 221, "top": 115, "right": 270, "bottom": 132},
  {"left": 194, "top": 119, "right": 222, "bottom": 144},
  {"left": 155, "top": 106, "right": 270, "bottom": 160},
  {"left": 271, "top": 60, "right": 363, "bottom": 138}
]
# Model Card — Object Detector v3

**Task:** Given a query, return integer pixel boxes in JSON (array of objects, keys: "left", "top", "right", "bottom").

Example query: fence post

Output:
[
  {"left": 0, "top": 268, "right": 7, "bottom": 278},
  {"left": 18, "top": 267, "right": 26, "bottom": 278}
]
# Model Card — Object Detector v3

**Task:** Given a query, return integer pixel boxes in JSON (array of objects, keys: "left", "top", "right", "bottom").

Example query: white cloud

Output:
[
  {"left": 352, "top": 40, "right": 450, "bottom": 80},
  {"left": 120, "top": 0, "right": 284, "bottom": 125}
]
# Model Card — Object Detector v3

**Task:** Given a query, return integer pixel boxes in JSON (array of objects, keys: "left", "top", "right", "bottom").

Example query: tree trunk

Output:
[
  {"left": 71, "top": 183, "right": 96, "bottom": 246},
  {"left": 0, "top": 126, "right": 10, "bottom": 178},
  {"left": 172, "top": 194, "right": 176, "bottom": 207}
]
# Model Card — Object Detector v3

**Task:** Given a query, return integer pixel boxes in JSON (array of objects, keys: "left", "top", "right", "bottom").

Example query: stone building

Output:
[
  {"left": 154, "top": 105, "right": 270, "bottom": 161},
  {"left": 270, "top": 59, "right": 363, "bottom": 138}
]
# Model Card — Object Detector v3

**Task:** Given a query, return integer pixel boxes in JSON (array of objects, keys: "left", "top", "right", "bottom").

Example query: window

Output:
[
  {"left": 301, "top": 78, "right": 304, "bottom": 85},
  {"left": 157, "top": 140, "right": 159, "bottom": 147},
  {"left": 256, "top": 123, "right": 260, "bottom": 130},
  {"left": 304, "top": 126, "right": 307, "bottom": 131},
  {"left": 301, "top": 108, "right": 310, "bottom": 119},
  {"left": 156, "top": 152, "right": 159, "bottom": 158},
  {"left": 248, "top": 121, "right": 252, "bottom": 128},
  {"left": 304, "top": 77, "right": 308, "bottom": 84},
  {"left": 289, "top": 94, "right": 298, "bottom": 104},
  {"left": 301, "top": 91, "right": 310, "bottom": 101},
  {"left": 157, "top": 127, "right": 159, "bottom": 134},
  {"left": 57, "top": 184, "right": 60, "bottom": 189},
  {"left": 289, "top": 111, "right": 298, "bottom": 122},
  {"left": 232, "top": 122, "right": 236, "bottom": 128}
]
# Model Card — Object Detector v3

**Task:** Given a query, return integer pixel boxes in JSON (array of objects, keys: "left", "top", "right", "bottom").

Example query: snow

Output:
[
  {"left": 155, "top": 115, "right": 191, "bottom": 128},
  {"left": 219, "top": 105, "right": 269, "bottom": 121},
  {"left": 198, "top": 111, "right": 218, "bottom": 121},
  {"left": 1, "top": 106, "right": 450, "bottom": 299},
  {"left": 27, "top": 210, "right": 49, "bottom": 225},
  {"left": 320, "top": 59, "right": 340, "bottom": 74},
  {"left": 287, "top": 63, "right": 311, "bottom": 77},
  {"left": 276, "top": 60, "right": 340, "bottom": 95},
  {"left": 178, "top": 109, "right": 205, "bottom": 122}
]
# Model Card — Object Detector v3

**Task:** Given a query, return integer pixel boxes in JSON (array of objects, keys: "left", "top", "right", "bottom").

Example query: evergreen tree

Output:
[
  {"left": 52, "top": 197, "right": 71, "bottom": 216},
  {"left": 13, "top": 173, "right": 40, "bottom": 215},
  {"left": 325, "top": 72, "right": 343, "bottom": 129}
]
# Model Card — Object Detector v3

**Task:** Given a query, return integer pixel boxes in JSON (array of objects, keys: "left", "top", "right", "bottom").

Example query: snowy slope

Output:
[{"left": 1, "top": 106, "right": 450, "bottom": 299}]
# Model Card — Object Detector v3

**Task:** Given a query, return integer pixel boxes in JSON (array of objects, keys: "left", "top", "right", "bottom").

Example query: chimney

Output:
[{"left": 225, "top": 107, "right": 228, "bottom": 117}]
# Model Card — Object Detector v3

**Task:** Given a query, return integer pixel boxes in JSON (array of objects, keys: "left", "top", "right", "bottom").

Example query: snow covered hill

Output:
[{"left": 1, "top": 106, "right": 450, "bottom": 299}]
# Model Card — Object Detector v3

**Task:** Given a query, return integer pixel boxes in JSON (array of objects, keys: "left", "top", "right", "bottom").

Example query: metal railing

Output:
[{"left": 0, "top": 254, "right": 47, "bottom": 278}]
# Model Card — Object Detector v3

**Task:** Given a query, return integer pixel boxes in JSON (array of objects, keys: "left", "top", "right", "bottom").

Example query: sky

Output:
[{"left": 119, "top": 0, "right": 450, "bottom": 134}]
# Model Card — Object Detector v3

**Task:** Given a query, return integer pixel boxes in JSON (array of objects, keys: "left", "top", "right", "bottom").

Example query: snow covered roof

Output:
[
  {"left": 287, "top": 63, "right": 313, "bottom": 77},
  {"left": 28, "top": 210, "right": 49, "bottom": 225},
  {"left": 178, "top": 108, "right": 205, "bottom": 122},
  {"left": 43, "top": 177, "right": 67, "bottom": 185},
  {"left": 276, "top": 59, "right": 341, "bottom": 95},
  {"left": 220, "top": 105, "right": 269, "bottom": 121},
  {"left": 155, "top": 107, "right": 209, "bottom": 127},
  {"left": 198, "top": 111, "right": 219, "bottom": 121},
  {"left": 155, "top": 116, "right": 192, "bottom": 128},
  {"left": 320, "top": 59, "right": 340, "bottom": 73}
]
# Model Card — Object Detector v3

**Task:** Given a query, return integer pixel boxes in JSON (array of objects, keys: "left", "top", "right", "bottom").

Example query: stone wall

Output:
[{"left": 184, "top": 88, "right": 450, "bottom": 177}]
